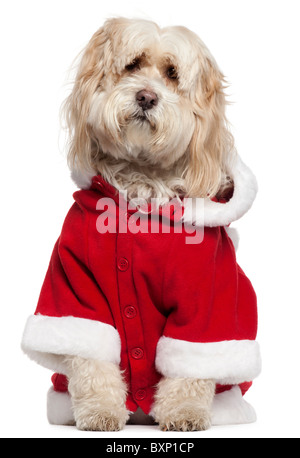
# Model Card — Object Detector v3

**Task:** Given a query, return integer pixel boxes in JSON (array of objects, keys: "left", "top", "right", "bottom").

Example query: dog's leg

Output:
[
  {"left": 65, "top": 356, "right": 129, "bottom": 431},
  {"left": 153, "top": 377, "right": 215, "bottom": 431}
]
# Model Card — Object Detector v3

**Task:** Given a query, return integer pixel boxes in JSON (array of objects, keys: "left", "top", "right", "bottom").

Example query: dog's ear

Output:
[
  {"left": 185, "top": 56, "right": 235, "bottom": 198},
  {"left": 62, "top": 23, "right": 111, "bottom": 174}
]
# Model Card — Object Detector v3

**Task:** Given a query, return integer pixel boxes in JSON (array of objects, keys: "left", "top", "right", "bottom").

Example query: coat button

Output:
[
  {"left": 131, "top": 348, "right": 144, "bottom": 359},
  {"left": 135, "top": 389, "right": 147, "bottom": 401},
  {"left": 124, "top": 306, "right": 137, "bottom": 319},
  {"left": 117, "top": 258, "right": 129, "bottom": 272}
]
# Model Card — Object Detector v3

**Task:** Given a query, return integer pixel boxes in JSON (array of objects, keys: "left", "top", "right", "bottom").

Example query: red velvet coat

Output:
[{"left": 22, "top": 157, "right": 261, "bottom": 423}]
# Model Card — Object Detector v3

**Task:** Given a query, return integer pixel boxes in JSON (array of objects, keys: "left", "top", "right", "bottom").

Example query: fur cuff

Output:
[
  {"left": 156, "top": 337, "right": 261, "bottom": 385},
  {"left": 21, "top": 314, "right": 121, "bottom": 373}
]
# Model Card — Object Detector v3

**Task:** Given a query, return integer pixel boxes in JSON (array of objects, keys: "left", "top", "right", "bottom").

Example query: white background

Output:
[{"left": 1, "top": 0, "right": 300, "bottom": 438}]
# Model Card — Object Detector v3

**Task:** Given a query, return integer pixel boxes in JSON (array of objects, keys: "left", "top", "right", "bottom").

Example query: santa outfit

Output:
[{"left": 22, "top": 156, "right": 261, "bottom": 426}]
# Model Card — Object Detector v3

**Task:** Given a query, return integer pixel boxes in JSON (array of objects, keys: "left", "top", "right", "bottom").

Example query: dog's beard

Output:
[{"left": 88, "top": 77, "right": 195, "bottom": 168}]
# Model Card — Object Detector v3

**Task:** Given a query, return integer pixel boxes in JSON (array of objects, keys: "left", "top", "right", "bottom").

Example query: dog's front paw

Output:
[
  {"left": 153, "top": 377, "right": 215, "bottom": 432},
  {"left": 73, "top": 397, "right": 130, "bottom": 431},
  {"left": 159, "top": 407, "right": 211, "bottom": 432},
  {"left": 76, "top": 409, "right": 128, "bottom": 431},
  {"left": 66, "top": 357, "right": 130, "bottom": 432}
]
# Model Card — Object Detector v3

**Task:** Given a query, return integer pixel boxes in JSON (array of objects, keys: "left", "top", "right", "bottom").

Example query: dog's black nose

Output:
[{"left": 136, "top": 90, "right": 158, "bottom": 111}]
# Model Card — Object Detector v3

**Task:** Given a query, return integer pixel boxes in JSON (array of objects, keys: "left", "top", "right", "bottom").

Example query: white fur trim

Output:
[
  {"left": 21, "top": 315, "right": 121, "bottom": 373},
  {"left": 183, "top": 156, "right": 258, "bottom": 227},
  {"left": 225, "top": 226, "right": 240, "bottom": 251},
  {"left": 47, "top": 388, "right": 74, "bottom": 426},
  {"left": 71, "top": 155, "right": 257, "bottom": 228},
  {"left": 211, "top": 386, "right": 256, "bottom": 425},
  {"left": 71, "top": 167, "right": 95, "bottom": 190},
  {"left": 156, "top": 337, "right": 261, "bottom": 385}
]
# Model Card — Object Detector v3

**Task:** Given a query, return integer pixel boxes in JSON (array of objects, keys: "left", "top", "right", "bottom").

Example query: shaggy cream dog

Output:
[
  {"left": 22, "top": 17, "right": 260, "bottom": 432},
  {"left": 63, "top": 17, "right": 233, "bottom": 431}
]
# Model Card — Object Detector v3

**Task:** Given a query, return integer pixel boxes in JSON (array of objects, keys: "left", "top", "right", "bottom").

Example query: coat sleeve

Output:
[
  {"left": 21, "top": 202, "right": 121, "bottom": 374},
  {"left": 155, "top": 227, "right": 261, "bottom": 386}
]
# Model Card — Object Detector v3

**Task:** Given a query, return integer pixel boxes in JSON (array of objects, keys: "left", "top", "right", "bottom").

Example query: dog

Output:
[{"left": 22, "top": 17, "right": 261, "bottom": 431}]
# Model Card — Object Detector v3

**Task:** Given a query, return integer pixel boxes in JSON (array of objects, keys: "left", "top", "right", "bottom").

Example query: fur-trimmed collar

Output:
[{"left": 71, "top": 155, "right": 257, "bottom": 227}]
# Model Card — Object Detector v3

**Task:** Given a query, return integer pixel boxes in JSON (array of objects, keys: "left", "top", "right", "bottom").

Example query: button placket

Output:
[{"left": 116, "top": 231, "right": 148, "bottom": 408}]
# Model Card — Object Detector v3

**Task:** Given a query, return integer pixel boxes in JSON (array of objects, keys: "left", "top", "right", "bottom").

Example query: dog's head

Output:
[{"left": 64, "top": 18, "right": 235, "bottom": 197}]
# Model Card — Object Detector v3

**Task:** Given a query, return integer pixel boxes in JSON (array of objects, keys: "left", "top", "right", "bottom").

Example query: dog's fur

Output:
[{"left": 62, "top": 17, "right": 236, "bottom": 431}]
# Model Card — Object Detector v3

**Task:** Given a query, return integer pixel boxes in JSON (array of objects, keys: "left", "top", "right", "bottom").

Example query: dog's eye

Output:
[
  {"left": 125, "top": 58, "right": 141, "bottom": 72},
  {"left": 166, "top": 66, "right": 178, "bottom": 80}
]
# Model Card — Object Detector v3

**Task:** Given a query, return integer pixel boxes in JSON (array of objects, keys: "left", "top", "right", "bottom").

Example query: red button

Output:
[
  {"left": 124, "top": 306, "right": 137, "bottom": 319},
  {"left": 135, "top": 389, "right": 147, "bottom": 401},
  {"left": 117, "top": 258, "right": 129, "bottom": 272},
  {"left": 131, "top": 348, "right": 144, "bottom": 360}
]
